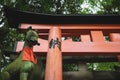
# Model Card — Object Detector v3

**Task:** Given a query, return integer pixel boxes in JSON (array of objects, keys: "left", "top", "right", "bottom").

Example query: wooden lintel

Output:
[
  {"left": 14, "top": 39, "right": 120, "bottom": 56},
  {"left": 62, "top": 41, "right": 120, "bottom": 55},
  {"left": 19, "top": 24, "right": 120, "bottom": 35}
]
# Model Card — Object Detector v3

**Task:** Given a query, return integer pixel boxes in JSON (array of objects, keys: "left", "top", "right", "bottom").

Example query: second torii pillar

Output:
[{"left": 45, "top": 27, "right": 62, "bottom": 80}]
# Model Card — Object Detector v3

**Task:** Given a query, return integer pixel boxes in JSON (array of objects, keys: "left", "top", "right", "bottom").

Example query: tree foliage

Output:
[{"left": 97, "top": 0, "right": 120, "bottom": 14}]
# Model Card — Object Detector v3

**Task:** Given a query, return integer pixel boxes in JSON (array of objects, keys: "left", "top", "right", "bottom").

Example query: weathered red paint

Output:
[{"left": 45, "top": 27, "right": 62, "bottom": 80}]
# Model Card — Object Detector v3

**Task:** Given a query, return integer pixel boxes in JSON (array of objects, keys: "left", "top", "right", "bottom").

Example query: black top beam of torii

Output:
[{"left": 3, "top": 5, "right": 120, "bottom": 28}]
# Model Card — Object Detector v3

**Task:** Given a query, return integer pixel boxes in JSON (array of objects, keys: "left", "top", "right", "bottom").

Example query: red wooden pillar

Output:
[{"left": 45, "top": 27, "right": 62, "bottom": 80}]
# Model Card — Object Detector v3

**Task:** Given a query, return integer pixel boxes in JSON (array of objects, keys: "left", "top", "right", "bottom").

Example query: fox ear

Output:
[
  {"left": 24, "top": 26, "right": 32, "bottom": 38},
  {"left": 27, "top": 26, "right": 32, "bottom": 31}
]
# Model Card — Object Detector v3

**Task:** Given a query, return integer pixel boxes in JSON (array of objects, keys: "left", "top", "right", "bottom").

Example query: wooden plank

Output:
[
  {"left": 91, "top": 31, "right": 104, "bottom": 42},
  {"left": 19, "top": 24, "right": 120, "bottom": 34},
  {"left": 81, "top": 35, "right": 91, "bottom": 42},
  {"left": 62, "top": 41, "right": 120, "bottom": 55},
  {"left": 15, "top": 41, "right": 120, "bottom": 56},
  {"left": 20, "top": 24, "right": 120, "bottom": 30},
  {"left": 39, "top": 33, "right": 82, "bottom": 38}
]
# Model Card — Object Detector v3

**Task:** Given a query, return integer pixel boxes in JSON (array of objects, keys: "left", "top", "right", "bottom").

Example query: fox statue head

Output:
[{"left": 25, "top": 26, "right": 40, "bottom": 47}]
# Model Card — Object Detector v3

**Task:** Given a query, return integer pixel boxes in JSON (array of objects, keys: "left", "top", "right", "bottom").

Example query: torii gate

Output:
[{"left": 4, "top": 6, "right": 120, "bottom": 80}]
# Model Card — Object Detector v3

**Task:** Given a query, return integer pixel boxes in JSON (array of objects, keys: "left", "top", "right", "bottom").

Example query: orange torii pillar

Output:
[{"left": 45, "top": 27, "right": 62, "bottom": 80}]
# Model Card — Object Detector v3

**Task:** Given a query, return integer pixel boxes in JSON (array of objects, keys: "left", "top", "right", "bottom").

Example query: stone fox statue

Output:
[{"left": 0, "top": 26, "right": 40, "bottom": 80}]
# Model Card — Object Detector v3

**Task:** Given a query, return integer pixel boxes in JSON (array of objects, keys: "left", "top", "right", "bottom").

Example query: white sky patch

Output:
[
  {"left": 81, "top": 0, "right": 102, "bottom": 14},
  {"left": 81, "top": 0, "right": 90, "bottom": 9},
  {"left": 0, "top": 22, "right": 4, "bottom": 28}
]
